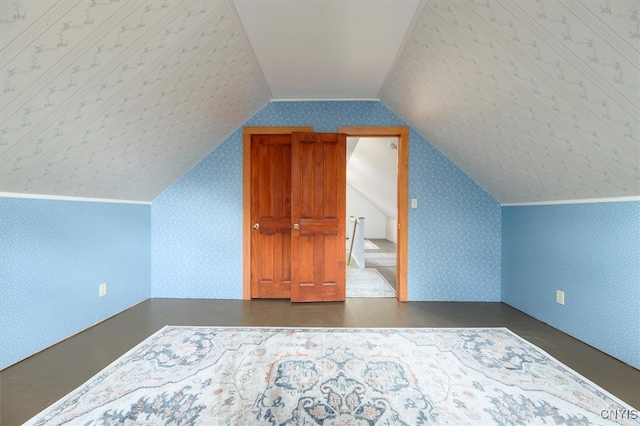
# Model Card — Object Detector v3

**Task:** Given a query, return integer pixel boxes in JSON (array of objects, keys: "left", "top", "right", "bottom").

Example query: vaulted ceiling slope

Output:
[
  {"left": 1, "top": 1, "right": 638, "bottom": 204},
  {"left": 1, "top": 1, "right": 271, "bottom": 201},
  {"left": 380, "top": 0, "right": 639, "bottom": 203}
]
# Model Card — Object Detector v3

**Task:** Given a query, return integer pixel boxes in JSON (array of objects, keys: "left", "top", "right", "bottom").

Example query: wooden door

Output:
[
  {"left": 250, "top": 134, "right": 292, "bottom": 298},
  {"left": 290, "top": 132, "right": 346, "bottom": 302}
]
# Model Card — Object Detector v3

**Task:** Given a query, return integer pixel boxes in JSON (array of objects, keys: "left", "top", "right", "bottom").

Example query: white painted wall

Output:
[
  {"left": 346, "top": 137, "right": 398, "bottom": 240},
  {"left": 386, "top": 217, "right": 398, "bottom": 243},
  {"left": 346, "top": 184, "right": 386, "bottom": 238},
  {"left": 347, "top": 137, "right": 397, "bottom": 217}
]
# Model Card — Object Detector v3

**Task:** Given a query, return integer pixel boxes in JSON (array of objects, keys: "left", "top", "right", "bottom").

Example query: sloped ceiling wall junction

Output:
[{"left": 1, "top": 0, "right": 638, "bottom": 204}]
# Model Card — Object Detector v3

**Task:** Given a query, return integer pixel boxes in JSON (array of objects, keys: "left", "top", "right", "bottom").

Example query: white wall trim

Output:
[
  {"left": 0, "top": 192, "right": 151, "bottom": 205},
  {"left": 502, "top": 196, "right": 640, "bottom": 207}
]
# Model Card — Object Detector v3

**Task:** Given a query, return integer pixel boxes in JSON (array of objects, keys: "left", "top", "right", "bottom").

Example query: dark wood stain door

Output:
[
  {"left": 250, "top": 134, "right": 292, "bottom": 298},
  {"left": 290, "top": 132, "right": 346, "bottom": 302}
]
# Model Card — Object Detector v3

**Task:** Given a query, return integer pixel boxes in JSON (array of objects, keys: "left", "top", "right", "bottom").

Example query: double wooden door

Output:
[{"left": 250, "top": 132, "right": 346, "bottom": 302}]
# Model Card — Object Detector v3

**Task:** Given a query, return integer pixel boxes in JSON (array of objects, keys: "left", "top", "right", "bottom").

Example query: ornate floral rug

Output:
[
  {"left": 346, "top": 268, "right": 395, "bottom": 297},
  {"left": 25, "top": 327, "right": 636, "bottom": 425}
]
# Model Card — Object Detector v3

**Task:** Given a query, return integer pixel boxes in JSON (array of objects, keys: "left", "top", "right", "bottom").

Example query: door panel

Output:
[
  {"left": 251, "top": 134, "right": 292, "bottom": 298},
  {"left": 291, "top": 132, "right": 346, "bottom": 302}
]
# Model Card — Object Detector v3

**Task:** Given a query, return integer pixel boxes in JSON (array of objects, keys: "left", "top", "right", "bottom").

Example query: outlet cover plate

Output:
[
  {"left": 556, "top": 290, "right": 564, "bottom": 305},
  {"left": 99, "top": 283, "right": 107, "bottom": 297}
]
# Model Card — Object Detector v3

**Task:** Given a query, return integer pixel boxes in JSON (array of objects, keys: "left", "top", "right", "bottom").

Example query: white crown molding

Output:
[
  {"left": 502, "top": 196, "right": 640, "bottom": 207},
  {"left": 0, "top": 192, "right": 151, "bottom": 205}
]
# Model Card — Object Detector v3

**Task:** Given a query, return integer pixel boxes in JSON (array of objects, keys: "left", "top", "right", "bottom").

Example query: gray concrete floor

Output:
[{"left": 1, "top": 299, "right": 638, "bottom": 425}]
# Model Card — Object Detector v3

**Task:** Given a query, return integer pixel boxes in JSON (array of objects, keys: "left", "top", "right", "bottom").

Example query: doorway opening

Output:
[
  {"left": 339, "top": 127, "right": 408, "bottom": 302},
  {"left": 345, "top": 136, "right": 398, "bottom": 298},
  {"left": 242, "top": 126, "right": 408, "bottom": 302}
]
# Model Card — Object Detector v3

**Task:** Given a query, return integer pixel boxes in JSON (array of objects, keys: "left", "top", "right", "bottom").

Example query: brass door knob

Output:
[
  {"left": 253, "top": 223, "right": 260, "bottom": 230},
  {"left": 292, "top": 223, "right": 300, "bottom": 230}
]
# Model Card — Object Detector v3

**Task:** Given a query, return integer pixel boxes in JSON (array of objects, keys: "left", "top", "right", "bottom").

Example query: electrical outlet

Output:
[
  {"left": 556, "top": 290, "right": 564, "bottom": 305},
  {"left": 99, "top": 283, "right": 107, "bottom": 297},
  {"left": 411, "top": 198, "right": 418, "bottom": 208}
]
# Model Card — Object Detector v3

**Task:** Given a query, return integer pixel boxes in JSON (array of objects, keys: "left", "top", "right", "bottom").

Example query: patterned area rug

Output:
[
  {"left": 25, "top": 328, "right": 636, "bottom": 425},
  {"left": 365, "top": 252, "right": 396, "bottom": 267},
  {"left": 346, "top": 268, "right": 396, "bottom": 297}
]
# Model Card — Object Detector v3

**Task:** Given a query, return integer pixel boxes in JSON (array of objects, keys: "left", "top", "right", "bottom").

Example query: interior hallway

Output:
[
  {"left": 1, "top": 299, "right": 638, "bottom": 425},
  {"left": 365, "top": 238, "right": 397, "bottom": 290}
]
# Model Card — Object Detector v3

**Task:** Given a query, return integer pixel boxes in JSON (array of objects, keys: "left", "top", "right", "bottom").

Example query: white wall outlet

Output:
[
  {"left": 556, "top": 290, "right": 564, "bottom": 305},
  {"left": 411, "top": 198, "right": 418, "bottom": 208},
  {"left": 99, "top": 283, "right": 107, "bottom": 297}
]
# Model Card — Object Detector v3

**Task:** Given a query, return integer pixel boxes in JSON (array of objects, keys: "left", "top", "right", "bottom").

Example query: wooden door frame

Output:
[
  {"left": 243, "top": 127, "right": 314, "bottom": 299},
  {"left": 338, "top": 126, "right": 409, "bottom": 302},
  {"left": 243, "top": 125, "right": 408, "bottom": 302}
]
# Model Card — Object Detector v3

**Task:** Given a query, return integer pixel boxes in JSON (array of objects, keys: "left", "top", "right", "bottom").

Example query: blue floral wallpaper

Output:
[
  {"left": 152, "top": 101, "right": 502, "bottom": 301},
  {"left": 502, "top": 201, "right": 640, "bottom": 369},
  {"left": 0, "top": 197, "right": 151, "bottom": 369}
]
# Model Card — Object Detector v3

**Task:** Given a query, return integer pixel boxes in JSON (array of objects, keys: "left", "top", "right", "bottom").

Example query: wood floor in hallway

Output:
[{"left": 1, "top": 298, "right": 638, "bottom": 425}]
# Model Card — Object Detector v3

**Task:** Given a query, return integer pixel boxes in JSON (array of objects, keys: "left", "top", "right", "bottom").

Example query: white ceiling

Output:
[
  {"left": 0, "top": 0, "right": 638, "bottom": 203},
  {"left": 233, "top": 0, "right": 420, "bottom": 99}
]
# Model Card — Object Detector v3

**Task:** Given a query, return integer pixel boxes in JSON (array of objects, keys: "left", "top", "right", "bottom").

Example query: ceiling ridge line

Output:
[
  {"left": 1, "top": 2, "right": 232, "bottom": 188},
  {"left": 22, "top": 33, "right": 252, "bottom": 196},
  {"left": 377, "top": 0, "right": 429, "bottom": 100},
  {"left": 390, "top": 22, "right": 620, "bottom": 198},
  {"left": 427, "top": 4, "right": 637, "bottom": 189},
  {"left": 225, "top": 0, "right": 273, "bottom": 100}
]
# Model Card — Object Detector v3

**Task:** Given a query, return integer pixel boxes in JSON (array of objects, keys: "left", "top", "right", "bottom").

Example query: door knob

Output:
[
  {"left": 292, "top": 223, "right": 300, "bottom": 230},
  {"left": 253, "top": 223, "right": 260, "bottom": 230}
]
